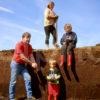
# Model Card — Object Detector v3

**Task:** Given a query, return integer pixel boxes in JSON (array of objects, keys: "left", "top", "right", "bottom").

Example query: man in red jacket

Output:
[{"left": 9, "top": 32, "right": 37, "bottom": 100}]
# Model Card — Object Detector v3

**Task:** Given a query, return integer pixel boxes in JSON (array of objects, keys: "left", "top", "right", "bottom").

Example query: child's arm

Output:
[
  {"left": 60, "top": 34, "right": 66, "bottom": 45},
  {"left": 47, "top": 75, "right": 51, "bottom": 80},
  {"left": 72, "top": 33, "right": 77, "bottom": 48},
  {"left": 47, "top": 70, "right": 53, "bottom": 81},
  {"left": 55, "top": 74, "right": 61, "bottom": 79},
  {"left": 54, "top": 69, "right": 61, "bottom": 80}
]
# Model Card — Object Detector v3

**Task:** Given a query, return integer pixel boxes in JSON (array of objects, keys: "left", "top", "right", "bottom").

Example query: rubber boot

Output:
[
  {"left": 67, "top": 54, "right": 72, "bottom": 67},
  {"left": 60, "top": 55, "right": 64, "bottom": 67}
]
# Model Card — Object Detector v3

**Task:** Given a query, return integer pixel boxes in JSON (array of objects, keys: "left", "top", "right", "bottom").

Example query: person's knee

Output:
[
  {"left": 10, "top": 74, "right": 17, "bottom": 85},
  {"left": 10, "top": 80, "right": 16, "bottom": 86},
  {"left": 24, "top": 73, "right": 31, "bottom": 81},
  {"left": 61, "top": 49, "right": 66, "bottom": 55}
]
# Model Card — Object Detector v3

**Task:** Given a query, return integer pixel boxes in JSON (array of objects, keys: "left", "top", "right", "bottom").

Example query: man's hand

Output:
[{"left": 32, "top": 62, "right": 37, "bottom": 69}]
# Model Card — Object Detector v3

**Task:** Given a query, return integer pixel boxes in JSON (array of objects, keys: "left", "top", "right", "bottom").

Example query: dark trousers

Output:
[{"left": 44, "top": 25, "right": 57, "bottom": 45}]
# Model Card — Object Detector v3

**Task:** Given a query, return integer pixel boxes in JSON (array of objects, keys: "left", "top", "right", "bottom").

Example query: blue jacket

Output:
[{"left": 60, "top": 32, "right": 77, "bottom": 48}]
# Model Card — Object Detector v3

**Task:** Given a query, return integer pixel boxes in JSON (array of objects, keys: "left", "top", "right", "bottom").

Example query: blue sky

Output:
[{"left": 0, "top": 0, "right": 100, "bottom": 50}]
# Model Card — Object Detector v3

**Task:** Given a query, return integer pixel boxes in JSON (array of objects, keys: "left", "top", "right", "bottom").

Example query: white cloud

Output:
[
  {"left": 0, "top": 6, "right": 14, "bottom": 14},
  {"left": 34, "top": 0, "right": 48, "bottom": 9},
  {"left": 0, "top": 18, "right": 45, "bottom": 50},
  {"left": 0, "top": 19, "right": 43, "bottom": 34}
]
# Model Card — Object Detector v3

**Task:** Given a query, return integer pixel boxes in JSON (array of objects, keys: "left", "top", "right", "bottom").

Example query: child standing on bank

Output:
[{"left": 47, "top": 59, "right": 61, "bottom": 100}]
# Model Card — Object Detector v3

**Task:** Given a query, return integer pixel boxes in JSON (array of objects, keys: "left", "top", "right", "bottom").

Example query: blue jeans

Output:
[{"left": 9, "top": 61, "right": 32, "bottom": 100}]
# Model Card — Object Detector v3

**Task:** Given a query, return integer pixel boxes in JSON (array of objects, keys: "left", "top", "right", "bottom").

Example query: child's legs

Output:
[
  {"left": 61, "top": 45, "right": 67, "bottom": 60},
  {"left": 54, "top": 95, "right": 58, "bottom": 100},
  {"left": 53, "top": 84, "right": 60, "bottom": 100},
  {"left": 48, "top": 83, "right": 53, "bottom": 100},
  {"left": 48, "top": 94, "right": 52, "bottom": 100},
  {"left": 60, "top": 45, "right": 67, "bottom": 66},
  {"left": 67, "top": 45, "right": 74, "bottom": 66},
  {"left": 67, "top": 53, "right": 72, "bottom": 66},
  {"left": 61, "top": 45, "right": 67, "bottom": 55}
]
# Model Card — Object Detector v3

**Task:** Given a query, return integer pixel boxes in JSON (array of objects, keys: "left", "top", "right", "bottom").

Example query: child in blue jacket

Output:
[{"left": 60, "top": 24, "right": 77, "bottom": 67}]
